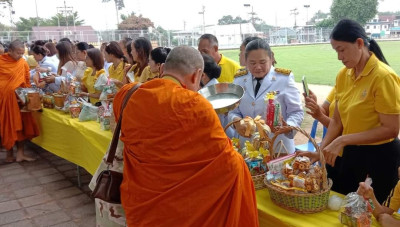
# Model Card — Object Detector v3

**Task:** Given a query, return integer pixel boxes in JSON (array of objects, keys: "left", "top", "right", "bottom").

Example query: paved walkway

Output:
[{"left": 0, "top": 143, "right": 95, "bottom": 227}]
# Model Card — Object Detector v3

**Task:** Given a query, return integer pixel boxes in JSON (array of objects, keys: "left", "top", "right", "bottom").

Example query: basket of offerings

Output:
[
  {"left": 264, "top": 126, "right": 332, "bottom": 214},
  {"left": 226, "top": 116, "right": 273, "bottom": 190}
]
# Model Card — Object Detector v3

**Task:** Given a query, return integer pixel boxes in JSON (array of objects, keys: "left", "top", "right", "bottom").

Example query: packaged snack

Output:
[
  {"left": 70, "top": 105, "right": 81, "bottom": 118},
  {"left": 293, "top": 156, "right": 311, "bottom": 172},
  {"left": 245, "top": 158, "right": 266, "bottom": 176},
  {"left": 100, "top": 105, "right": 112, "bottom": 131},
  {"left": 339, "top": 192, "right": 373, "bottom": 227},
  {"left": 240, "top": 116, "right": 257, "bottom": 137},
  {"left": 266, "top": 153, "right": 296, "bottom": 175},
  {"left": 43, "top": 95, "right": 55, "bottom": 108}
]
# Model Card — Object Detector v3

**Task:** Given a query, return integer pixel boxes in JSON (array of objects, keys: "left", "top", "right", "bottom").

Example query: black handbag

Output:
[{"left": 91, "top": 83, "right": 141, "bottom": 203}]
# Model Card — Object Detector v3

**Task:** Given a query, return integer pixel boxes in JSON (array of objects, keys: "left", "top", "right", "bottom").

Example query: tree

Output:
[
  {"left": 120, "top": 12, "right": 135, "bottom": 21},
  {"left": 250, "top": 17, "right": 272, "bottom": 32},
  {"left": 15, "top": 11, "right": 84, "bottom": 31},
  {"left": 316, "top": 18, "right": 335, "bottom": 28},
  {"left": 47, "top": 12, "right": 85, "bottom": 27},
  {"left": 118, "top": 14, "right": 154, "bottom": 30},
  {"left": 310, "top": 10, "right": 330, "bottom": 23},
  {"left": 330, "top": 0, "right": 378, "bottom": 25},
  {"left": 15, "top": 17, "right": 51, "bottom": 31},
  {"left": 218, "top": 15, "right": 248, "bottom": 25}
]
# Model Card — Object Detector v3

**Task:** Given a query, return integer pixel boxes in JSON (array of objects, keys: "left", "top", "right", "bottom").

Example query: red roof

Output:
[
  {"left": 379, "top": 15, "right": 397, "bottom": 23},
  {"left": 31, "top": 26, "right": 98, "bottom": 43}
]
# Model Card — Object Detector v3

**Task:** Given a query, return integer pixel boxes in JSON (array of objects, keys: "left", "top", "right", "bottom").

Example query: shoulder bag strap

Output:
[{"left": 106, "top": 83, "right": 142, "bottom": 165}]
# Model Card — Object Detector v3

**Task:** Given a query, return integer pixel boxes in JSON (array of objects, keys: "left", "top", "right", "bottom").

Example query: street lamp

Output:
[
  {"left": 304, "top": 5, "right": 310, "bottom": 43},
  {"left": 304, "top": 5, "right": 310, "bottom": 25},
  {"left": 198, "top": 5, "right": 205, "bottom": 34}
]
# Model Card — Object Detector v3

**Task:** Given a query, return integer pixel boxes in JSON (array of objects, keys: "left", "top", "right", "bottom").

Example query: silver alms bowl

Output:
[{"left": 198, "top": 83, "right": 244, "bottom": 114}]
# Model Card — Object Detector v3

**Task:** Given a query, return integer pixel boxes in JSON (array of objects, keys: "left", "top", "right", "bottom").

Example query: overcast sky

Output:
[{"left": 1, "top": 0, "right": 399, "bottom": 30}]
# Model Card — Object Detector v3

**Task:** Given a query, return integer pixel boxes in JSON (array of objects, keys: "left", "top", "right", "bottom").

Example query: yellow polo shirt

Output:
[
  {"left": 82, "top": 68, "right": 105, "bottom": 105},
  {"left": 128, "top": 64, "right": 156, "bottom": 83},
  {"left": 108, "top": 61, "right": 125, "bottom": 82},
  {"left": 138, "top": 66, "right": 158, "bottom": 83},
  {"left": 217, "top": 54, "right": 241, "bottom": 83},
  {"left": 325, "top": 87, "right": 336, "bottom": 118},
  {"left": 335, "top": 53, "right": 400, "bottom": 145},
  {"left": 383, "top": 181, "right": 400, "bottom": 212}
]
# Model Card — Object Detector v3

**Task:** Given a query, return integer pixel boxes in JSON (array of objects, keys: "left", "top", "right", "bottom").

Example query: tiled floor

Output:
[{"left": 0, "top": 143, "right": 96, "bottom": 227}]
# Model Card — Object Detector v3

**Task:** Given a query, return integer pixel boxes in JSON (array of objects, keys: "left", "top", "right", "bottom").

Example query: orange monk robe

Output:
[
  {"left": 0, "top": 53, "right": 39, "bottom": 150},
  {"left": 114, "top": 79, "right": 258, "bottom": 227}
]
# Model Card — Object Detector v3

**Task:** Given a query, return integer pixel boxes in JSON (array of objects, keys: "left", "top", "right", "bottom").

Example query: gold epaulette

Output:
[
  {"left": 275, "top": 67, "right": 291, "bottom": 75},
  {"left": 234, "top": 68, "right": 248, "bottom": 78}
]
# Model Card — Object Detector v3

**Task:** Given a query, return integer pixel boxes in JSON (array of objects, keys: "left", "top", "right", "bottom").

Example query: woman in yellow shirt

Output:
[
  {"left": 125, "top": 37, "right": 154, "bottom": 83},
  {"left": 304, "top": 19, "right": 400, "bottom": 204},
  {"left": 80, "top": 48, "right": 105, "bottom": 106},
  {"left": 104, "top": 41, "right": 129, "bottom": 88}
]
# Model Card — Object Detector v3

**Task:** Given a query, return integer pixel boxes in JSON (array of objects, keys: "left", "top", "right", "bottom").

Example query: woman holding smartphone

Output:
[{"left": 300, "top": 19, "right": 400, "bottom": 203}]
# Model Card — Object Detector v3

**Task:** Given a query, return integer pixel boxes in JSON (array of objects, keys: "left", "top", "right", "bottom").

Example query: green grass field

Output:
[{"left": 220, "top": 41, "right": 400, "bottom": 86}]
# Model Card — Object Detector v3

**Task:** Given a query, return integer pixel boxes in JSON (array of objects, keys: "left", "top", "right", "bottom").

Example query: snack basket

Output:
[
  {"left": 224, "top": 119, "right": 272, "bottom": 190},
  {"left": 264, "top": 125, "right": 332, "bottom": 214}
]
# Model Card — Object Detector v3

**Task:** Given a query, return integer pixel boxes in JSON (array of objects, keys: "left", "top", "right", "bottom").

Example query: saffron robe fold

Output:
[
  {"left": 0, "top": 54, "right": 39, "bottom": 150},
  {"left": 113, "top": 79, "right": 258, "bottom": 227}
]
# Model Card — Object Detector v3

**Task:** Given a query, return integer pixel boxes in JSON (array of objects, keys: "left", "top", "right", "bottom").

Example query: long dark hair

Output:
[
  {"left": 44, "top": 42, "right": 57, "bottom": 57},
  {"left": 86, "top": 48, "right": 104, "bottom": 71},
  {"left": 150, "top": 47, "right": 171, "bottom": 64},
  {"left": 330, "top": 19, "right": 389, "bottom": 65},
  {"left": 105, "top": 41, "right": 128, "bottom": 63},
  {"left": 126, "top": 40, "right": 134, "bottom": 64},
  {"left": 56, "top": 41, "right": 76, "bottom": 75},
  {"left": 132, "top": 37, "right": 152, "bottom": 75}
]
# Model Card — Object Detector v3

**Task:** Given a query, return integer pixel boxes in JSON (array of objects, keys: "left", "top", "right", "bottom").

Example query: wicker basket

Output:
[
  {"left": 225, "top": 118, "right": 273, "bottom": 190},
  {"left": 265, "top": 126, "right": 332, "bottom": 214}
]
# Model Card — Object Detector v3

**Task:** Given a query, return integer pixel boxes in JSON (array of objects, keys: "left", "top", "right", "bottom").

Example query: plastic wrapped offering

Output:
[{"left": 339, "top": 192, "right": 373, "bottom": 227}]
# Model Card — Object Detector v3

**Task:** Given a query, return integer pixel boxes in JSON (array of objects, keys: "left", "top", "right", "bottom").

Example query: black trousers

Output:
[{"left": 327, "top": 138, "right": 400, "bottom": 203}]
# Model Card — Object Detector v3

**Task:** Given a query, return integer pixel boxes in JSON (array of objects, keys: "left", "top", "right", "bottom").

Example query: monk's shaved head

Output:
[
  {"left": 164, "top": 46, "right": 204, "bottom": 76},
  {"left": 8, "top": 40, "right": 25, "bottom": 61},
  {"left": 9, "top": 40, "right": 25, "bottom": 51}
]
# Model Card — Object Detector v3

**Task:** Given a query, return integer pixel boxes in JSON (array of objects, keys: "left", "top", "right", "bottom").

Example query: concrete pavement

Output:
[{"left": 0, "top": 143, "right": 96, "bottom": 227}]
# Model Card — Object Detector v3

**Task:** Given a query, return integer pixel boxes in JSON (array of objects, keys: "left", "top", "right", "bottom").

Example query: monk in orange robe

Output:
[
  {"left": 113, "top": 46, "right": 258, "bottom": 226},
  {"left": 0, "top": 40, "right": 39, "bottom": 162}
]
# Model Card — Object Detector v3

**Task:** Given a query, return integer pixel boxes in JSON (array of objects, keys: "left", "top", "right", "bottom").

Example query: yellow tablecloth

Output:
[
  {"left": 257, "top": 189, "right": 380, "bottom": 227},
  {"left": 32, "top": 108, "right": 112, "bottom": 175}
]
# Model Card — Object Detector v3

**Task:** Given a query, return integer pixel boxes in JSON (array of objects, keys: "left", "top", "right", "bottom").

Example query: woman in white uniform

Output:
[{"left": 228, "top": 39, "right": 303, "bottom": 153}]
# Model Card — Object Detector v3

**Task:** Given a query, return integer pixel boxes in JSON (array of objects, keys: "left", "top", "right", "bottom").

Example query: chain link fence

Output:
[{"left": 1, "top": 27, "right": 399, "bottom": 48}]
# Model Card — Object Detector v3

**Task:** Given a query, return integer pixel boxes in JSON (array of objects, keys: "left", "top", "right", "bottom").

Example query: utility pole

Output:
[
  {"left": 244, "top": 4, "right": 255, "bottom": 25},
  {"left": 198, "top": 5, "right": 205, "bottom": 34},
  {"left": 57, "top": 1, "right": 75, "bottom": 39},
  {"left": 115, "top": 2, "right": 119, "bottom": 27},
  {"left": 34, "top": 0, "right": 39, "bottom": 27},
  {"left": 290, "top": 8, "right": 299, "bottom": 29}
]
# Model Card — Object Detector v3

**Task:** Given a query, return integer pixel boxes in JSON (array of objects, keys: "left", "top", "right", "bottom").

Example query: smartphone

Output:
[{"left": 302, "top": 76, "right": 310, "bottom": 97}]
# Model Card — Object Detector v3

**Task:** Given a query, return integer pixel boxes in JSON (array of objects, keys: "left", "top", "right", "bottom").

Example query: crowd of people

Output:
[{"left": 0, "top": 18, "right": 400, "bottom": 226}]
